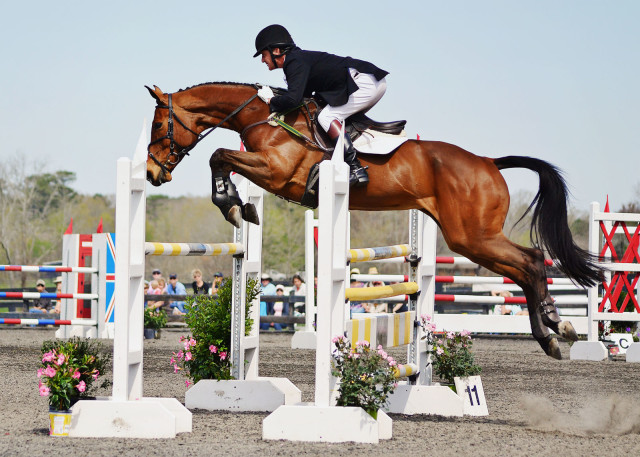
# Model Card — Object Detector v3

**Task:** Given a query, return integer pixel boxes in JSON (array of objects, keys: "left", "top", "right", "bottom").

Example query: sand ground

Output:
[{"left": 1, "top": 328, "right": 640, "bottom": 457}]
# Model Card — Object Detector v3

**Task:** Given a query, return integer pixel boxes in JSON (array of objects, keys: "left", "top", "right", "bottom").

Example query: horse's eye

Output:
[{"left": 153, "top": 122, "right": 163, "bottom": 130}]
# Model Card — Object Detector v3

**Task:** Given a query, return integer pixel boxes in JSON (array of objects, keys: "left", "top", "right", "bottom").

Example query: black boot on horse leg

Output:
[
  {"left": 327, "top": 120, "right": 369, "bottom": 187},
  {"left": 540, "top": 294, "right": 579, "bottom": 342},
  {"left": 210, "top": 170, "right": 260, "bottom": 228}
]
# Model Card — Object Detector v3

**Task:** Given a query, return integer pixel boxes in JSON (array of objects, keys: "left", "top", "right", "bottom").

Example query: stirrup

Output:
[{"left": 349, "top": 166, "right": 369, "bottom": 187}]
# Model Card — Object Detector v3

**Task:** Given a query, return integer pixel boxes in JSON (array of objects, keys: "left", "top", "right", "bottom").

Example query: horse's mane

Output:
[{"left": 176, "top": 81, "right": 286, "bottom": 94}]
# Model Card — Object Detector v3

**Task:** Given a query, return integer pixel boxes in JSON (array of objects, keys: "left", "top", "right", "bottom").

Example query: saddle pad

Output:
[{"left": 353, "top": 129, "right": 408, "bottom": 155}]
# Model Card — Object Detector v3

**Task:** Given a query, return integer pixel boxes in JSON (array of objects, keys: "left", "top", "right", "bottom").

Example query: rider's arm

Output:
[{"left": 270, "top": 56, "right": 310, "bottom": 113}]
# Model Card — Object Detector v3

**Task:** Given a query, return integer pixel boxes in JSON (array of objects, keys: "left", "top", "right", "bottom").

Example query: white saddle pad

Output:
[{"left": 353, "top": 129, "right": 408, "bottom": 155}]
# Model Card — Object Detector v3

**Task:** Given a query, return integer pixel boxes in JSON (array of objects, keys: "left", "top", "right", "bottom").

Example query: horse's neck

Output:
[{"left": 177, "top": 85, "right": 263, "bottom": 133}]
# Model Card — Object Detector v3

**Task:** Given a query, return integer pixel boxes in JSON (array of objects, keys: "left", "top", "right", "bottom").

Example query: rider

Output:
[{"left": 254, "top": 24, "right": 389, "bottom": 187}]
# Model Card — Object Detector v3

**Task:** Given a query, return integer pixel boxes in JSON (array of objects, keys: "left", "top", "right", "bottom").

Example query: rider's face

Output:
[{"left": 261, "top": 49, "right": 284, "bottom": 71}]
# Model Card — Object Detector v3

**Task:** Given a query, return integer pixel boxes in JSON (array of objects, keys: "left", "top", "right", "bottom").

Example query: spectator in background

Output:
[
  {"left": 28, "top": 279, "right": 52, "bottom": 313},
  {"left": 211, "top": 272, "right": 224, "bottom": 295},
  {"left": 270, "top": 284, "right": 286, "bottom": 331},
  {"left": 151, "top": 268, "right": 162, "bottom": 283},
  {"left": 191, "top": 269, "right": 211, "bottom": 295},
  {"left": 260, "top": 274, "right": 276, "bottom": 330},
  {"left": 492, "top": 289, "right": 528, "bottom": 315},
  {"left": 291, "top": 274, "right": 306, "bottom": 316},
  {"left": 146, "top": 279, "right": 164, "bottom": 311},
  {"left": 53, "top": 276, "right": 63, "bottom": 314},
  {"left": 167, "top": 273, "right": 187, "bottom": 315}
]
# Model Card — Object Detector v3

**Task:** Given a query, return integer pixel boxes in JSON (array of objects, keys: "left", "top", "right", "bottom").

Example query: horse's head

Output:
[{"left": 145, "top": 85, "right": 201, "bottom": 186}]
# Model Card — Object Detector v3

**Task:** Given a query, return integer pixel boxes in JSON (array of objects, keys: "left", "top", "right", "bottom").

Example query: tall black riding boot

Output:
[{"left": 327, "top": 120, "right": 369, "bottom": 187}]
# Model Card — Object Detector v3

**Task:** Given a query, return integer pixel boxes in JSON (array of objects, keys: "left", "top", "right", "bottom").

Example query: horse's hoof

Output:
[
  {"left": 558, "top": 321, "right": 579, "bottom": 342},
  {"left": 547, "top": 337, "right": 562, "bottom": 360},
  {"left": 242, "top": 203, "right": 260, "bottom": 225},
  {"left": 226, "top": 205, "right": 242, "bottom": 228}
]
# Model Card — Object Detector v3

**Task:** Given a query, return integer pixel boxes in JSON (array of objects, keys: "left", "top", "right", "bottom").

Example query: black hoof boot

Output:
[{"left": 242, "top": 203, "right": 260, "bottom": 225}]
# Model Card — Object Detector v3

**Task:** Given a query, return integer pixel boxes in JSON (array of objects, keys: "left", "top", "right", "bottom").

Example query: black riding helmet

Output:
[{"left": 253, "top": 24, "right": 295, "bottom": 58}]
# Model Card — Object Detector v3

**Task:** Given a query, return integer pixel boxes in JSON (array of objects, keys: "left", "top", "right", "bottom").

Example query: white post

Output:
[
  {"left": 291, "top": 210, "right": 318, "bottom": 349},
  {"left": 315, "top": 137, "right": 350, "bottom": 407}
]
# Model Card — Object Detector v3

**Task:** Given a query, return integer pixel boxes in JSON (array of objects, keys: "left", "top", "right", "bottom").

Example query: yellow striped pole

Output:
[
  {"left": 345, "top": 281, "right": 418, "bottom": 301},
  {"left": 347, "top": 244, "right": 411, "bottom": 262},
  {"left": 144, "top": 242, "right": 244, "bottom": 256}
]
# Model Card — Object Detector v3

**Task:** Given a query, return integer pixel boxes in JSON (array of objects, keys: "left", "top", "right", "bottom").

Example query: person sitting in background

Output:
[
  {"left": 491, "top": 289, "right": 528, "bottom": 315},
  {"left": 260, "top": 274, "right": 276, "bottom": 330},
  {"left": 28, "top": 279, "right": 52, "bottom": 313},
  {"left": 191, "top": 269, "right": 211, "bottom": 295},
  {"left": 270, "top": 284, "right": 286, "bottom": 331},
  {"left": 291, "top": 274, "right": 305, "bottom": 316},
  {"left": 364, "top": 278, "right": 388, "bottom": 313},
  {"left": 151, "top": 268, "right": 162, "bottom": 283},
  {"left": 167, "top": 273, "right": 187, "bottom": 315},
  {"left": 146, "top": 279, "right": 164, "bottom": 311},
  {"left": 211, "top": 272, "right": 224, "bottom": 295}
]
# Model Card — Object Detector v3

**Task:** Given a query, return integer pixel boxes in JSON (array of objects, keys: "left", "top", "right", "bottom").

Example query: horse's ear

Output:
[{"left": 145, "top": 85, "right": 167, "bottom": 105}]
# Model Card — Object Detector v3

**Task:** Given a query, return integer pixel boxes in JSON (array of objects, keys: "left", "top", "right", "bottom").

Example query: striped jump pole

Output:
[
  {"left": 351, "top": 274, "right": 580, "bottom": 290},
  {"left": 0, "top": 318, "right": 97, "bottom": 326},
  {"left": 144, "top": 242, "right": 244, "bottom": 256},
  {"left": 348, "top": 244, "right": 411, "bottom": 262},
  {"left": 0, "top": 292, "right": 98, "bottom": 300},
  {"left": 435, "top": 294, "right": 587, "bottom": 305},
  {"left": 0, "top": 265, "right": 96, "bottom": 273},
  {"left": 346, "top": 282, "right": 418, "bottom": 301}
]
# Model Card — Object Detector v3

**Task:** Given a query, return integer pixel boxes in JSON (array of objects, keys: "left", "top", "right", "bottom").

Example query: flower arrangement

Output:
[
  {"left": 420, "top": 314, "right": 481, "bottom": 389},
  {"left": 171, "top": 277, "right": 259, "bottom": 385},
  {"left": 144, "top": 307, "right": 167, "bottom": 329},
  {"left": 330, "top": 336, "right": 398, "bottom": 419},
  {"left": 38, "top": 337, "right": 110, "bottom": 411}
]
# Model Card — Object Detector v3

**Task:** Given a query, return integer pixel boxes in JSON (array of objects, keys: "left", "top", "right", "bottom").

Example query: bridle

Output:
[{"left": 147, "top": 89, "right": 259, "bottom": 178}]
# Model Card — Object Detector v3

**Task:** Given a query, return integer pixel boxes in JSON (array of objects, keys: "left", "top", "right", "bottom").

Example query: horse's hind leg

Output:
[{"left": 442, "top": 227, "right": 575, "bottom": 359}]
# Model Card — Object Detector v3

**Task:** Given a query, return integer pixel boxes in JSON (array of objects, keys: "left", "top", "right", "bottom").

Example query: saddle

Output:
[{"left": 299, "top": 103, "right": 407, "bottom": 208}]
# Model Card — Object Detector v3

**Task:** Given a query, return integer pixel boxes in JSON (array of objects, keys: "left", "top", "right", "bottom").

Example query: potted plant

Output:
[
  {"left": 144, "top": 307, "right": 167, "bottom": 339},
  {"left": 171, "top": 278, "right": 258, "bottom": 386},
  {"left": 330, "top": 336, "right": 398, "bottom": 419},
  {"left": 420, "top": 314, "right": 482, "bottom": 391},
  {"left": 37, "top": 337, "right": 110, "bottom": 436}
]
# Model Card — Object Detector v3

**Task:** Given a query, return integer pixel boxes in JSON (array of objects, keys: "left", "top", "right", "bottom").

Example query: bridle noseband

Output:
[{"left": 147, "top": 89, "right": 259, "bottom": 179}]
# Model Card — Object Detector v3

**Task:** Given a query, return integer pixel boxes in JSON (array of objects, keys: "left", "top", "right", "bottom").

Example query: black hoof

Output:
[{"left": 241, "top": 203, "right": 260, "bottom": 225}]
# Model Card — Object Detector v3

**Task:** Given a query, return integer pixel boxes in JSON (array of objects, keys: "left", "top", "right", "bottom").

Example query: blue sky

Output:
[{"left": 2, "top": 1, "right": 638, "bottom": 211}]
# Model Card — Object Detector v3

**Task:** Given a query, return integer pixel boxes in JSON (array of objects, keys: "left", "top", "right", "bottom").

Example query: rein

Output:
[{"left": 148, "top": 90, "right": 259, "bottom": 176}]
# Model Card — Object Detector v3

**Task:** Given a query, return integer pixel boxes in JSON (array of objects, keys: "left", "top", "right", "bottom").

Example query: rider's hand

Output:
[{"left": 257, "top": 86, "right": 274, "bottom": 104}]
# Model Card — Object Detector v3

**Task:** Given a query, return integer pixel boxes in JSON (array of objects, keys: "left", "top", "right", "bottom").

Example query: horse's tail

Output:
[{"left": 494, "top": 155, "right": 602, "bottom": 288}]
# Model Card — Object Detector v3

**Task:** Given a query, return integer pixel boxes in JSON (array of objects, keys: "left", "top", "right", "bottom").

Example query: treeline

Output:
[{"left": 2, "top": 155, "right": 623, "bottom": 288}]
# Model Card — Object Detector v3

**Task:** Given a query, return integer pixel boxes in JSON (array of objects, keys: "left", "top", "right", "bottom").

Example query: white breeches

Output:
[{"left": 317, "top": 68, "right": 387, "bottom": 132}]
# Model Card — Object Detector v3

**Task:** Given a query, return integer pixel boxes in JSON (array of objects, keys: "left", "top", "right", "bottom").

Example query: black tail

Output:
[{"left": 494, "top": 156, "right": 603, "bottom": 288}]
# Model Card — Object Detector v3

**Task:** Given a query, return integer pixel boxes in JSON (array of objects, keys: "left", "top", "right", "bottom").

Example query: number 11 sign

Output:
[{"left": 454, "top": 376, "right": 488, "bottom": 416}]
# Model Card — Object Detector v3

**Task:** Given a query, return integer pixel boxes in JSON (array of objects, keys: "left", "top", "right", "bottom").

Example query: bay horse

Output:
[{"left": 145, "top": 82, "right": 602, "bottom": 359}]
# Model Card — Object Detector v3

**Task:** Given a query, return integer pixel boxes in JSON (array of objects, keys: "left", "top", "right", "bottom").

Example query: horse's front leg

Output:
[{"left": 209, "top": 148, "right": 268, "bottom": 227}]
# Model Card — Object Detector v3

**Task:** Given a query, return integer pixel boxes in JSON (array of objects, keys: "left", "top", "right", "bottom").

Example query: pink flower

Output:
[
  {"left": 92, "top": 371, "right": 99, "bottom": 381},
  {"left": 36, "top": 368, "right": 44, "bottom": 378},
  {"left": 425, "top": 323, "right": 436, "bottom": 332},
  {"left": 389, "top": 360, "right": 397, "bottom": 367},
  {"left": 219, "top": 351, "right": 227, "bottom": 361},
  {"left": 43, "top": 366, "right": 57, "bottom": 378},
  {"left": 209, "top": 345, "right": 217, "bottom": 353},
  {"left": 436, "top": 347, "right": 444, "bottom": 355},
  {"left": 447, "top": 331, "right": 455, "bottom": 339},
  {"left": 356, "top": 340, "right": 370, "bottom": 347},
  {"left": 42, "top": 351, "right": 55, "bottom": 363},
  {"left": 55, "top": 353, "right": 65, "bottom": 366},
  {"left": 185, "top": 352, "right": 192, "bottom": 361},
  {"left": 189, "top": 338, "right": 196, "bottom": 347},
  {"left": 185, "top": 380, "right": 192, "bottom": 388},
  {"left": 76, "top": 381, "right": 86, "bottom": 393},
  {"left": 72, "top": 370, "right": 81, "bottom": 380},
  {"left": 177, "top": 350, "right": 184, "bottom": 360},
  {"left": 39, "top": 384, "right": 50, "bottom": 397},
  {"left": 461, "top": 330, "right": 471, "bottom": 337},
  {"left": 173, "top": 364, "right": 180, "bottom": 373},
  {"left": 170, "top": 357, "right": 176, "bottom": 365}
]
